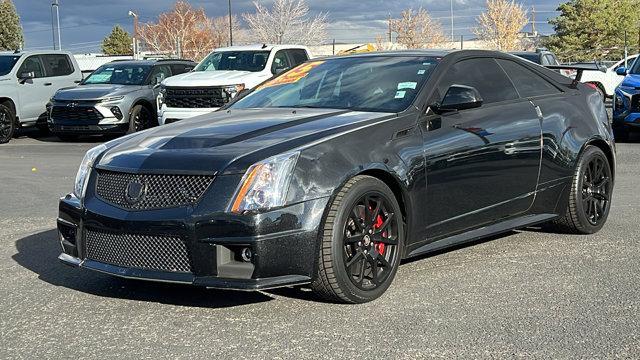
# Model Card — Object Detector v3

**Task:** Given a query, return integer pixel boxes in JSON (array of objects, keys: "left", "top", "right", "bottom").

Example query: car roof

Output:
[
  {"left": 319, "top": 49, "right": 513, "bottom": 61},
  {"left": 0, "top": 50, "right": 73, "bottom": 56},
  {"left": 213, "top": 44, "right": 309, "bottom": 52},
  {"left": 106, "top": 59, "right": 196, "bottom": 66}
]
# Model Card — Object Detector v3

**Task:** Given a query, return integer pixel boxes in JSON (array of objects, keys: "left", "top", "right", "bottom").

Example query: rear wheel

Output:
[
  {"left": 549, "top": 146, "right": 612, "bottom": 234},
  {"left": 127, "top": 104, "right": 153, "bottom": 134},
  {"left": 311, "top": 175, "right": 404, "bottom": 303},
  {"left": 0, "top": 104, "right": 15, "bottom": 144}
]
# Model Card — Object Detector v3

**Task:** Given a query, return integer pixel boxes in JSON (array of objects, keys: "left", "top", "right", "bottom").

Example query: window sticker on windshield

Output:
[
  {"left": 395, "top": 90, "right": 406, "bottom": 99},
  {"left": 397, "top": 82, "right": 417, "bottom": 90},
  {"left": 257, "top": 61, "right": 326, "bottom": 90},
  {"left": 417, "top": 69, "right": 426, "bottom": 75}
]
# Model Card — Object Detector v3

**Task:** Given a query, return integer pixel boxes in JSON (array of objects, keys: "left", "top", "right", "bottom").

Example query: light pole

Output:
[
  {"left": 51, "top": 0, "right": 61, "bottom": 50},
  {"left": 228, "top": 0, "right": 233, "bottom": 46},
  {"left": 450, "top": 0, "right": 454, "bottom": 42},
  {"left": 128, "top": 11, "right": 138, "bottom": 59}
]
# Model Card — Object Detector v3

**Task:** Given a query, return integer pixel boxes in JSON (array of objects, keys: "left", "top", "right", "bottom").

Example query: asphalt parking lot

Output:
[{"left": 1, "top": 130, "right": 639, "bottom": 359}]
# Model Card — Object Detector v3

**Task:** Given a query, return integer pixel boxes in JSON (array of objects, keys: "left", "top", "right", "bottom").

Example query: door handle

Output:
[{"left": 44, "top": 83, "right": 52, "bottom": 86}]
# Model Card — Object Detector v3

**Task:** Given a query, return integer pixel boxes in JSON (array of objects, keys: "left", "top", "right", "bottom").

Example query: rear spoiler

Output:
[{"left": 545, "top": 64, "right": 606, "bottom": 82}]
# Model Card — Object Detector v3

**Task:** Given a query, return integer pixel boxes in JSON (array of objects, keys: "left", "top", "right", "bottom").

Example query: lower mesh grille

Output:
[{"left": 85, "top": 230, "right": 192, "bottom": 273}]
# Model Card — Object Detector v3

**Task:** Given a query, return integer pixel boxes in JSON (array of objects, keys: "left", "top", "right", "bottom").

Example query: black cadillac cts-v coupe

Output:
[{"left": 58, "top": 50, "right": 615, "bottom": 303}]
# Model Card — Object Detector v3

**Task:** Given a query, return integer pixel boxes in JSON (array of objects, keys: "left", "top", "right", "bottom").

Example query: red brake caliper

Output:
[{"left": 373, "top": 214, "right": 385, "bottom": 255}]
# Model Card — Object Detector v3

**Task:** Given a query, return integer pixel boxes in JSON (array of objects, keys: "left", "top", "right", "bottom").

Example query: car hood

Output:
[
  {"left": 162, "top": 70, "right": 263, "bottom": 87},
  {"left": 54, "top": 84, "right": 141, "bottom": 101},
  {"left": 98, "top": 108, "right": 395, "bottom": 175},
  {"left": 620, "top": 74, "right": 640, "bottom": 88}
]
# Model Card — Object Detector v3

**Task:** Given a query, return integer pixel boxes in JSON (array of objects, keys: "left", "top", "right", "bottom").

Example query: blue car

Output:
[{"left": 613, "top": 60, "right": 640, "bottom": 140}]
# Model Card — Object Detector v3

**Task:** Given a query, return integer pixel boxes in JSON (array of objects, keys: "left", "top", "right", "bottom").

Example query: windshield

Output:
[
  {"left": 83, "top": 63, "right": 152, "bottom": 85},
  {"left": 629, "top": 58, "right": 640, "bottom": 74},
  {"left": 230, "top": 56, "right": 440, "bottom": 113},
  {"left": 0, "top": 55, "right": 21, "bottom": 76},
  {"left": 195, "top": 51, "right": 271, "bottom": 72}
]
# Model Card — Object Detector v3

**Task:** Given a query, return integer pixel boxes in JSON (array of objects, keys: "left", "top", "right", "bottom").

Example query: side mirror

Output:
[
  {"left": 616, "top": 67, "right": 627, "bottom": 76},
  {"left": 19, "top": 71, "right": 35, "bottom": 80},
  {"left": 435, "top": 84, "right": 483, "bottom": 113},
  {"left": 153, "top": 74, "right": 165, "bottom": 87}
]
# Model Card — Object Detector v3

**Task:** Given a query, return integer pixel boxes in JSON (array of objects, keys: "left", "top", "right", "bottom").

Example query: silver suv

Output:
[
  {"left": 48, "top": 59, "right": 195, "bottom": 141},
  {"left": 0, "top": 50, "right": 83, "bottom": 144}
]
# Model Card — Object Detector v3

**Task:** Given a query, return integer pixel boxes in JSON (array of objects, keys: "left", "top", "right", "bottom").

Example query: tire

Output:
[
  {"left": 55, "top": 133, "right": 79, "bottom": 142},
  {"left": 127, "top": 104, "right": 153, "bottom": 134},
  {"left": 311, "top": 175, "right": 404, "bottom": 303},
  {"left": 548, "top": 146, "right": 612, "bottom": 234},
  {"left": 0, "top": 104, "right": 15, "bottom": 144}
]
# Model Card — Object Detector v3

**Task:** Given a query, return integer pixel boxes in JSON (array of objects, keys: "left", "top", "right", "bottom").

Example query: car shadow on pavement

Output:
[{"left": 12, "top": 229, "right": 280, "bottom": 308}]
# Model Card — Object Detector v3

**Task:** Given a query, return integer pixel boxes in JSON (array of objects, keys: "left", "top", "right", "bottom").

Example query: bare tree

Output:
[
  {"left": 390, "top": 8, "right": 447, "bottom": 49},
  {"left": 243, "top": 0, "right": 328, "bottom": 45},
  {"left": 138, "top": 1, "right": 242, "bottom": 61},
  {"left": 474, "top": 0, "right": 528, "bottom": 51}
]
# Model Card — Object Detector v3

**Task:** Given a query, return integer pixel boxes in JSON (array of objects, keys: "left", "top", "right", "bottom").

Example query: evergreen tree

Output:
[
  {"left": 0, "top": 0, "right": 24, "bottom": 51},
  {"left": 102, "top": 25, "right": 132, "bottom": 55},
  {"left": 545, "top": 0, "right": 640, "bottom": 62}
]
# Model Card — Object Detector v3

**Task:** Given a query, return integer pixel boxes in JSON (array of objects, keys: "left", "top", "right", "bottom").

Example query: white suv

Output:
[
  {"left": 580, "top": 54, "right": 638, "bottom": 98},
  {"left": 157, "top": 44, "right": 310, "bottom": 125},
  {"left": 0, "top": 51, "right": 82, "bottom": 143}
]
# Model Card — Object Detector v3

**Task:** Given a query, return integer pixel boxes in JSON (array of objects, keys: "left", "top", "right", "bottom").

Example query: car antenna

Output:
[{"left": 262, "top": 44, "right": 268, "bottom": 49}]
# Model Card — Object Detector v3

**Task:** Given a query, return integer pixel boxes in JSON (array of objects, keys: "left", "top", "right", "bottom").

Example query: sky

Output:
[{"left": 15, "top": 0, "right": 564, "bottom": 53}]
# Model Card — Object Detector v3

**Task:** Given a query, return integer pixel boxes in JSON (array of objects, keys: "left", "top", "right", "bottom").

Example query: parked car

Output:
[
  {"left": 48, "top": 59, "right": 195, "bottom": 141},
  {"left": 58, "top": 50, "right": 614, "bottom": 303},
  {"left": 510, "top": 49, "right": 573, "bottom": 78},
  {"left": 0, "top": 50, "right": 82, "bottom": 144},
  {"left": 157, "top": 44, "right": 310, "bottom": 125},
  {"left": 612, "top": 59, "right": 640, "bottom": 141},
  {"left": 579, "top": 54, "right": 638, "bottom": 98}
]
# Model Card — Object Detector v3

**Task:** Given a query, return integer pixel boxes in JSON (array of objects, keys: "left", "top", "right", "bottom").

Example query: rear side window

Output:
[
  {"left": 438, "top": 58, "right": 518, "bottom": 104},
  {"left": 497, "top": 59, "right": 560, "bottom": 98},
  {"left": 41, "top": 54, "right": 74, "bottom": 77},
  {"left": 18, "top": 56, "right": 45, "bottom": 78},
  {"left": 288, "top": 49, "right": 309, "bottom": 66}
]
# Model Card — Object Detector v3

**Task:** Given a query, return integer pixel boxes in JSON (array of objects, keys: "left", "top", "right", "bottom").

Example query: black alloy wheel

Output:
[
  {"left": 548, "top": 146, "right": 612, "bottom": 234},
  {"left": 0, "top": 104, "right": 15, "bottom": 144},
  {"left": 312, "top": 175, "right": 404, "bottom": 303},
  {"left": 128, "top": 105, "right": 152, "bottom": 133}
]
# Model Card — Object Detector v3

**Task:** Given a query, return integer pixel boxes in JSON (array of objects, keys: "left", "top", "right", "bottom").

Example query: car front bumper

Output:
[
  {"left": 48, "top": 102, "right": 130, "bottom": 134},
  {"left": 158, "top": 105, "right": 218, "bottom": 125},
  {"left": 57, "top": 192, "right": 328, "bottom": 291}
]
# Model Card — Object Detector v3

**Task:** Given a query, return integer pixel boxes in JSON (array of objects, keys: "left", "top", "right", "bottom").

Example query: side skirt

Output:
[{"left": 407, "top": 213, "right": 558, "bottom": 258}]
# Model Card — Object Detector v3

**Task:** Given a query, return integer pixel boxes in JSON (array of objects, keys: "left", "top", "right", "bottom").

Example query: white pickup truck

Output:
[
  {"left": 157, "top": 44, "right": 310, "bottom": 125},
  {"left": 0, "top": 50, "right": 83, "bottom": 143},
  {"left": 580, "top": 54, "right": 638, "bottom": 98}
]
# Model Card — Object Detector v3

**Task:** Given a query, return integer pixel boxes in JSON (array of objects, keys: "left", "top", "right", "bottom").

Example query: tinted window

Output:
[
  {"left": 288, "top": 49, "right": 308, "bottom": 66},
  {"left": 83, "top": 63, "right": 152, "bottom": 85},
  {"left": 543, "top": 54, "right": 558, "bottom": 66},
  {"left": 18, "top": 56, "right": 45, "bottom": 78},
  {"left": 271, "top": 50, "right": 291, "bottom": 74},
  {"left": 497, "top": 59, "right": 560, "bottom": 97},
  {"left": 232, "top": 56, "right": 440, "bottom": 113},
  {"left": 438, "top": 58, "right": 518, "bottom": 104},
  {"left": 195, "top": 51, "right": 270, "bottom": 72},
  {"left": 170, "top": 63, "right": 194, "bottom": 75},
  {"left": 513, "top": 53, "right": 541, "bottom": 64},
  {"left": 0, "top": 55, "right": 21, "bottom": 76},
  {"left": 41, "top": 54, "right": 74, "bottom": 76},
  {"left": 148, "top": 65, "right": 172, "bottom": 85}
]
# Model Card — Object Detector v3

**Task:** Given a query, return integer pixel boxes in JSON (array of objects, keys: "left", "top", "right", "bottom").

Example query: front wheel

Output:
[
  {"left": 127, "top": 105, "right": 153, "bottom": 134},
  {"left": 548, "top": 146, "right": 612, "bottom": 234},
  {"left": 311, "top": 175, "right": 404, "bottom": 303},
  {"left": 0, "top": 104, "right": 15, "bottom": 144}
]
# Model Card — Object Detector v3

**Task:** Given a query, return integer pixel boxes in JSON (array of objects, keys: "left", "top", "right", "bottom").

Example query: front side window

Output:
[
  {"left": 437, "top": 58, "right": 518, "bottom": 104},
  {"left": 41, "top": 54, "right": 74, "bottom": 77},
  {"left": 195, "top": 51, "right": 270, "bottom": 72},
  {"left": 231, "top": 56, "right": 440, "bottom": 113},
  {"left": 497, "top": 59, "right": 560, "bottom": 98},
  {"left": 18, "top": 56, "right": 45, "bottom": 78},
  {"left": 148, "top": 65, "right": 172, "bottom": 85},
  {"left": 0, "top": 55, "right": 21, "bottom": 76},
  {"left": 83, "top": 63, "right": 152, "bottom": 85}
]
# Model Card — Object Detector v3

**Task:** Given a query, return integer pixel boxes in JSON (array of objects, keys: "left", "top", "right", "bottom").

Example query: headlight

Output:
[
  {"left": 228, "top": 152, "right": 300, "bottom": 213},
  {"left": 99, "top": 96, "right": 124, "bottom": 103},
  {"left": 223, "top": 84, "right": 245, "bottom": 100},
  {"left": 157, "top": 86, "right": 166, "bottom": 109},
  {"left": 73, "top": 144, "right": 106, "bottom": 199}
]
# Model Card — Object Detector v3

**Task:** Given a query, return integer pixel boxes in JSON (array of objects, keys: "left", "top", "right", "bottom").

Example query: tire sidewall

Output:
[
  {"left": 572, "top": 146, "right": 612, "bottom": 233},
  {"left": 0, "top": 104, "right": 15, "bottom": 144},
  {"left": 127, "top": 105, "right": 149, "bottom": 134},
  {"left": 328, "top": 177, "right": 405, "bottom": 303}
]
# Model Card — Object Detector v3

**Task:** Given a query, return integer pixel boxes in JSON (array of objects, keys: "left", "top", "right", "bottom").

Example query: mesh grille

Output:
[
  {"left": 85, "top": 229, "right": 191, "bottom": 273},
  {"left": 165, "top": 87, "right": 228, "bottom": 108},
  {"left": 95, "top": 170, "right": 214, "bottom": 210},
  {"left": 51, "top": 106, "right": 104, "bottom": 121}
]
